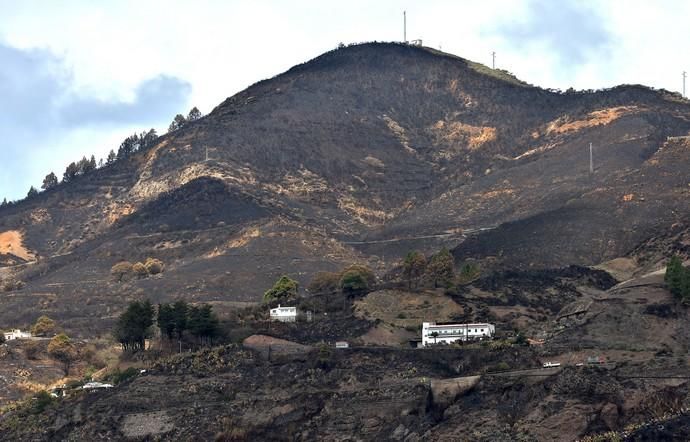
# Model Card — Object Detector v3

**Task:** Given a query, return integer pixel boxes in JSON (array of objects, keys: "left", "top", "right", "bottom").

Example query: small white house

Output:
[
  {"left": 269, "top": 305, "right": 297, "bottom": 323},
  {"left": 421, "top": 322, "right": 495, "bottom": 347},
  {"left": 335, "top": 341, "right": 349, "bottom": 349},
  {"left": 3, "top": 329, "right": 32, "bottom": 341}
]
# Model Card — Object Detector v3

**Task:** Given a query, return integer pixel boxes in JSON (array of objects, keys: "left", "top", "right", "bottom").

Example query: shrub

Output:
[
  {"left": 307, "top": 271, "right": 341, "bottom": 295},
  {"left": 31, "top": 315, "right": 57, "bottom": 337},
  {"left": 144, "top": 257, "right": 164, "bottom": 275},
  {"left": 30, "top": 391, "right": 54, "bottom": 414},
  {"left": 132, "top": 262, "right": 148, "bottom": 279},
  {"left": 109, "top": 366, "right": 139, "bottom": 384},
  {"left": 111, "top": 261, "right": 133, "bottom": 282}
]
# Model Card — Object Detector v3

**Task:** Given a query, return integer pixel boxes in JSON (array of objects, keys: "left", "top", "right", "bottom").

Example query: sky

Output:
[{"left": 1, "top": 0, "right": 689, "bottom": 201}]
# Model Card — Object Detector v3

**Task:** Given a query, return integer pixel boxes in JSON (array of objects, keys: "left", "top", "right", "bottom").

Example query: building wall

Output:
[{"left": 421, "top": 322, "right": 494, "bottom": 347}]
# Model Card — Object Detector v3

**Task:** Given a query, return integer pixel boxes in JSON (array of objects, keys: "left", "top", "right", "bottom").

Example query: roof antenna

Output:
[{"left": 403, "top": 11, "right": 407, "bottom": 43}]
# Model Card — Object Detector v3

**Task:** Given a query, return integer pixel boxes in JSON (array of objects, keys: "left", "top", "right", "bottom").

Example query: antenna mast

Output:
[
  {"left": 683, "top": 71, "right": 687, "bottom": 97},
  {"left": 492, "top": 51, "right": 496, "bottom": 69},
  {"left": 403, "top": 11, "right": 407, "bottom": 43},
  {"left": 589, "top": 142, "right": 594, "bottom": 174}
]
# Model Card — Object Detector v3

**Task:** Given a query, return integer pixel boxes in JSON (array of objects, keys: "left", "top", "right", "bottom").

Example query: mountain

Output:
[{"left": 1, "top": 42, "right": 690, "bottom": 333}]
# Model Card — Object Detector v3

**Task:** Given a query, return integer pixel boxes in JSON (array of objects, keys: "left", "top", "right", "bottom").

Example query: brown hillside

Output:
[{"left": 0, "top": 42, "right": 689, "bottom": 332}]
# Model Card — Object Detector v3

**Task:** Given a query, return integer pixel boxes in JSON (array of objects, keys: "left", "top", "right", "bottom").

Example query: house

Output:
[
  {"left": 421, "top": 322, "right": 495, "bottom": 347},
  {"left": 82, "top": 382, "right": 114, "bottom": 390},
  {"left": 3, "top": 329, "right": 32, "bottom": 341},
  {"left": 269, "top": 305, "right": 297, "bottom": 322},
  {"left": 335, "top": 341, "right": 349, "bottom": 349}
]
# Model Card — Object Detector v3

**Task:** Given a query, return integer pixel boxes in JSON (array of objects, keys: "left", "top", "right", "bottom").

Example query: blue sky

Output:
[{"left": 1, "top": 0, "right": 689, "bottom": 201}]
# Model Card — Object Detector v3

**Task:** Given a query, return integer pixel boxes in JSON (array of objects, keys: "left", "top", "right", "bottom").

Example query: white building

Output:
[
  {"left": 269, "top": 305, "right": 297, "bottom": 322},
  {"left": 421, "top": 322, "right": 495, "bottom": 347},
  {"left": 3, "top": 329, "right": 32, "bottom": 341}
]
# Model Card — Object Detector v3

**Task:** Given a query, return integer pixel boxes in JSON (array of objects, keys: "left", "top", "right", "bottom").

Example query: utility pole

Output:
[
  {"left": 683, "top": 71, "right": 687, "bottom": 97},
  {"left": 205, "top": 147, "right": 209, "bottom": 162},
  {"left": 589, "top": 142, "right": 594, "bottom": 174},
  {"left": 492, "top": 51, "right": 496, "bottom": 69},
  {"left": 403, "top": 11, "right": 407, "bottom": 43}
]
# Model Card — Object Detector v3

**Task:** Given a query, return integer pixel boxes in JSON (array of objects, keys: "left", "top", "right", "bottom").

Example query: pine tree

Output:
[
  {"left": 403, "top": 251, "right": 427, "bottom": 289},
  {"left": 157, "top": 304, "right": 175, "bottom": 340},
  {"left": 187, "top": 106, "right": 202, "bottom": 121},
  {"left": 113, "top": 300, "right": 154, "bottom": 351},
  {"left": 665, "top": 255, "right": 684, "bottom": 297},
  {"left": 426, "top": 247, "right": 455, "bottom": 288},
  {"left": 27, "top": 186, "right": 39, "bottom": 198},
  {"left": 41, "top": 172, "right": 58, "bottom": 190},
  {"left": 106, "top": 150, "right": 116, "bottom": 165},
  {"left": 168, "top": 114, "right": 187, "bottom": 132},
  {"left": 63, "top": 162, "right": 79, "bottom": 182}
]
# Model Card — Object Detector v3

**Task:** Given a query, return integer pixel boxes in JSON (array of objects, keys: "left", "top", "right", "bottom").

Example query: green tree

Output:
[
  {"left": 117, "top": 134, "right": 140, "bottom": 159},
  {"left": 31, "top": 315, "right": 57, "bottom": 337},
  {"left": 26, "top": 186, "right": 39, "bottom": 198},
  {"left": 168, "top": 114, "right": 187, "bottom": 132},
  {"left": 48, "top": 333, "right": 77, "bottom": 375},
  {"left": 340, "top": 269, "right": 368, "bottom": 295},
  {"left": 113, "top": 300, "right": 154, "bottom": 351},
  {"left": 41, "top": 172, "right": 58, "bottom": 190},
  {"left": 0, "top": 332, "right": 5, "bottom": 344},
  {"left": 264, "top": 275, "right": 299, "bottom": 304},
  {"left": 187, "top": 106, "right": 203, "bottom": 121},
  {"left": 157, "top": 303, "right": 175, "bottom": 340},
  {"left": 171, "top": 300, "right": 188, "bottom": 340},
  {"left": 665, "top": 256, "right": 685, "bottom": 298},
  {"left": 426, "top": 248, "right": 455, "bottom": 288},
  {"left": 106, "top": 149, "right": 117, "bottom": 165},
  {"left": 63, "top": 162, "right": 79, "bottom": 182},
  {"left": 187, "top": 304, "right": 218, "bottom": 345},
  {"left": 403, "top": 251, "right": 426, "bottom": 289},
  {"left": 458, "top": 261, "right": 480, "bottom": 284}
]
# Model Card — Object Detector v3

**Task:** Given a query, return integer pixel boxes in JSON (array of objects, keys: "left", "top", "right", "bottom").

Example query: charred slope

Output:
[{"left": 0, "top": 42, "right": 690, "bottom": 330}]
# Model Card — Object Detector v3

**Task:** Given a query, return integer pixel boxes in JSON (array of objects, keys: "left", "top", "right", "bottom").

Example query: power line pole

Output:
[
  {"left": 683, "top": 71, "right": 687, "bottom": 97},
  {"left": 492, "top": 51, "right": 496, "bottom": 69},
  {"left": 403, "top": 11, "right": 407, "bottom": 43},
  {"left": 589, "top": 142, "right": 594, "bottom": 174}
]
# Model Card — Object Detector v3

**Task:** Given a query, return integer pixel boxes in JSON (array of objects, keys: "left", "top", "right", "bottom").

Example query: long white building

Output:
[{"left": 421, "top": 322, "right": 495, "bottom": 347}]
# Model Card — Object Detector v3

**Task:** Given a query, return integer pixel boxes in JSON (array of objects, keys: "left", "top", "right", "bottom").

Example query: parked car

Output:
[{"left": 542, "top": 362, "right": 561, "bottom": 368}]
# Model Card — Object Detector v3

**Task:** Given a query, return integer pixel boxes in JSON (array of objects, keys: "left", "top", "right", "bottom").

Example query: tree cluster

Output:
[
  {"left": 665, "top": 256, "right": 690, "bottom": 303},
  {"left": 113, "top": 300, "right": 154, "bottom": 351},
  {"left": 401, "top": 248, "right": 456, "bottom": 289},
  {"left": 306, "top": 264, "right": 377, "bottom": 297},
  {"left": 168, "top": 107, "right": 203, "bottom": 133},
  {"left": 158, "top": 300, "right": 220, "bottom": 344},
  {"left": 111, "top": 258, "right": 164, "bottom": 282},
  {"left": 115, "top": 299, "right": 219, "bottom": 351}
]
